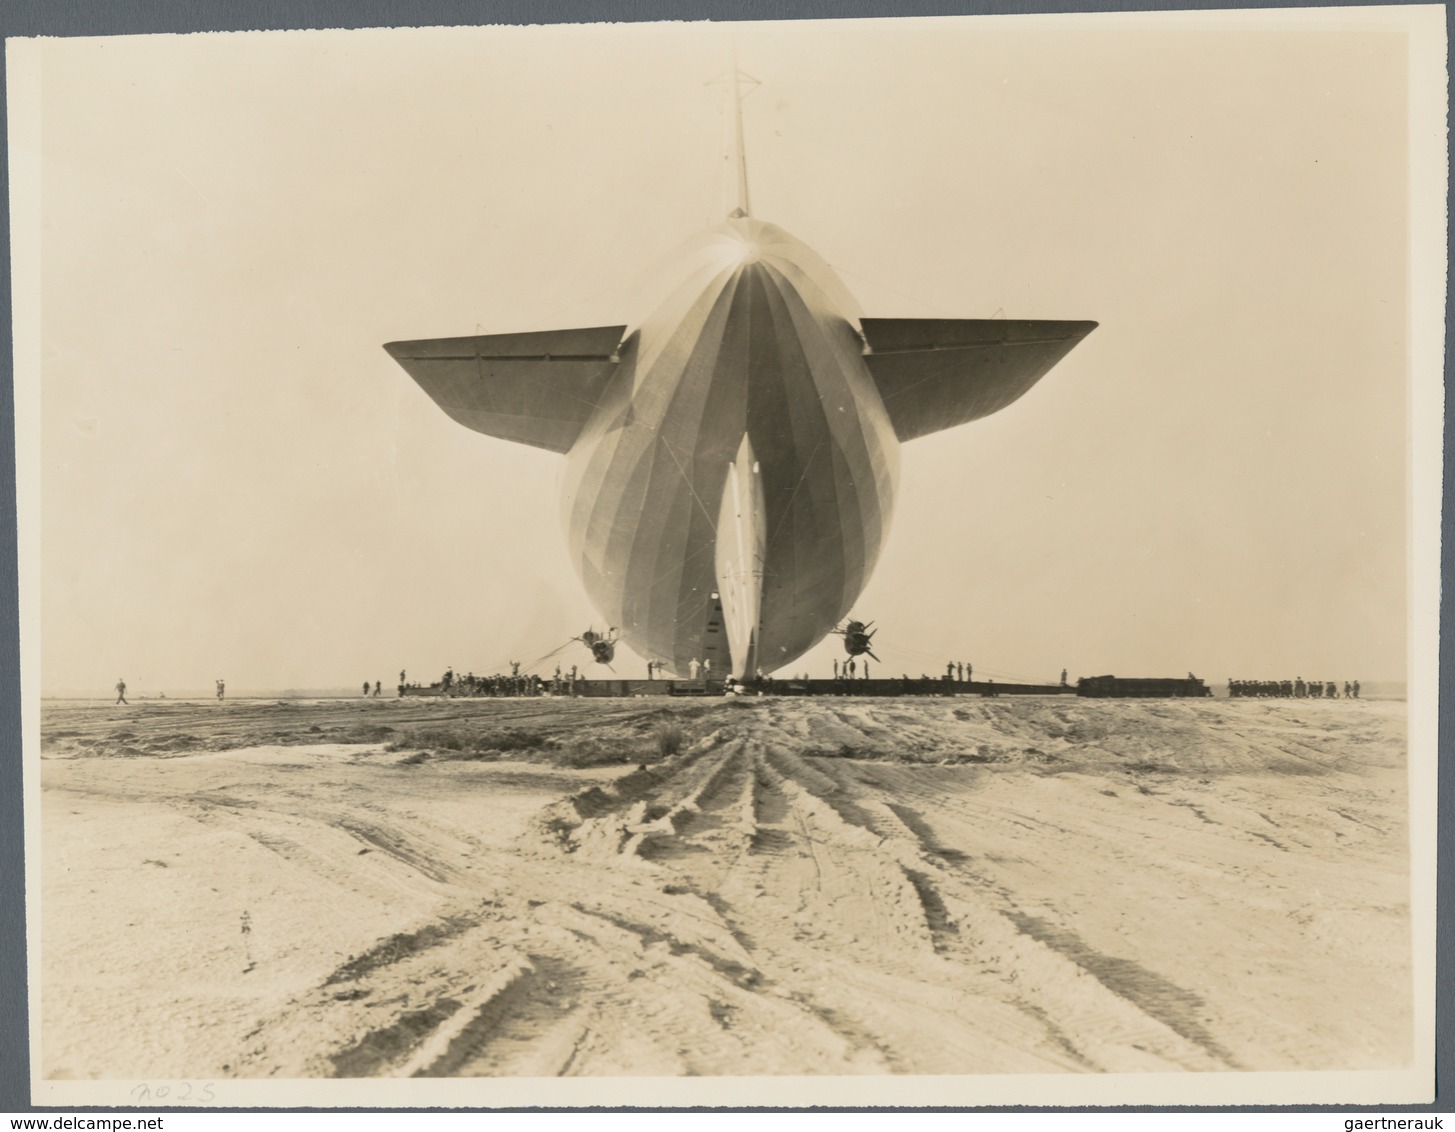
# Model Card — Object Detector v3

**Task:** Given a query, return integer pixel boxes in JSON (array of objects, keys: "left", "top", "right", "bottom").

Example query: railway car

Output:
[{"left": 1076, "top": 675, "right": 1212, "bottom": 698}]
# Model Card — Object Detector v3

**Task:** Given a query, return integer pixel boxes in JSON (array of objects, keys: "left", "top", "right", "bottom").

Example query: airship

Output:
[{"left": 386, "top": 69, "right": 1095, "bottom": 679}]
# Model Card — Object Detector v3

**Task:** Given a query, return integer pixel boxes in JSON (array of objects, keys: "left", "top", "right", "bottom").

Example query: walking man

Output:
[
  {"left": 216, "top": 679, "right": 225, "bottom": 701},
  {"left": 116, "top": 677, "right": 127, "bottom": 705}
]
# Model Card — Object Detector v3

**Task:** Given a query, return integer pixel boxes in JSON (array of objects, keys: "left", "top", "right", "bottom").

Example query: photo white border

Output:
[{"left": 10, "top": 3, "right": 1444, "bottom": 1108}]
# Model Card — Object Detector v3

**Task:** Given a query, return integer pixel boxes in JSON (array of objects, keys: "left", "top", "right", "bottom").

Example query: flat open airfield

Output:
[{"left": 39, "top": 694, "right": 1410, "bottom": 1079}]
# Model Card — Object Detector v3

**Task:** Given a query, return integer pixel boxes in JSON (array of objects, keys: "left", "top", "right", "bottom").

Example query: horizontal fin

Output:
[
  {"left": 861, "top": 318, "right": 1096, "bottom": 442},
  {"left": 385, "top": 326, "right": 627, "bottom": 453}
]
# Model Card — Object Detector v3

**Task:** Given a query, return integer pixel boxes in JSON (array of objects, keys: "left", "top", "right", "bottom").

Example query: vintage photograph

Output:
[{"left": 11, "top": 6, "right": 1441, "bottom": 1108}]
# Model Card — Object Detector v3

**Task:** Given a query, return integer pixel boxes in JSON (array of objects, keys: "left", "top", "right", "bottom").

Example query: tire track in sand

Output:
[{"left": 165, "top": 697, "right": 1404, "bottom": 1078}]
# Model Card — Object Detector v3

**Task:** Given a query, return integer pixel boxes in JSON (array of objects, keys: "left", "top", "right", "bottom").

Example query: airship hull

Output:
[
  {"left": 560, "top": 220, "right": 898, "bottom": 677},
  {"left": 385, "top": 221, "right": 1095, "bottom": 679}
]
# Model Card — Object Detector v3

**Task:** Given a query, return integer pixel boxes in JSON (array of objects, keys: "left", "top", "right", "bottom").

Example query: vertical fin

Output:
[{"left": 715, "top": 433, "right": 766, "bottom": 678}]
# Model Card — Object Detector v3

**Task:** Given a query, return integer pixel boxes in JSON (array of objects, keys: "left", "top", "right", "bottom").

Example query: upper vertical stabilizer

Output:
[{"left": 713, "top": 46, "right": 760, "bottom": 221}]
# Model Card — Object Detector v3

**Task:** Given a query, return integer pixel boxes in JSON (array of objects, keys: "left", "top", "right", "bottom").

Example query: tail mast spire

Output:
[
  {"left": 716, "top": 46, "right": 759, "bottom": 220},
  {"left": 731, "top": 48, "right": 754, "bottom": 219}
]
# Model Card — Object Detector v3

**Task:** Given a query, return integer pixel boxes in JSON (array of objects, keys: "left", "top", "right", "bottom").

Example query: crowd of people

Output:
[
  {"left": 391, "top": 658, "right": 990, "bottom": 694},
  {"left": 400, "top": 664, "right": 587, "bottom": 698},
  {"left": 1228, "top": 678, "right": 1360, "bottom": 699},
  {"left": 381, "top": 658, "right": 1361, "bottom": 705}
]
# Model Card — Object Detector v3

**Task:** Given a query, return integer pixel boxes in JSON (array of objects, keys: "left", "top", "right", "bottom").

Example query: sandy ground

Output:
[{"left": 37, "top": 694, "right": 1410, "bottom": 1079}]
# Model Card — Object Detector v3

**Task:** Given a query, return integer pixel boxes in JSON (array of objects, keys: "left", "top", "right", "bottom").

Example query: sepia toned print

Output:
[{"left": 12, "top": 7, "right": 1441, "bottom": 1108}]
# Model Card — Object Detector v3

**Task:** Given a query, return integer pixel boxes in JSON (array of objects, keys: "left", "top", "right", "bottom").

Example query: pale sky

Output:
[{"left": 18, "top": 10, "right": 1433, "bottom": 694}]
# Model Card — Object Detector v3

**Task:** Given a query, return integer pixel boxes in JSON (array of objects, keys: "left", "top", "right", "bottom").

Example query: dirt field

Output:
[{"left": 37, "top": 693, "right": 1410, "bottom": 1079}]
